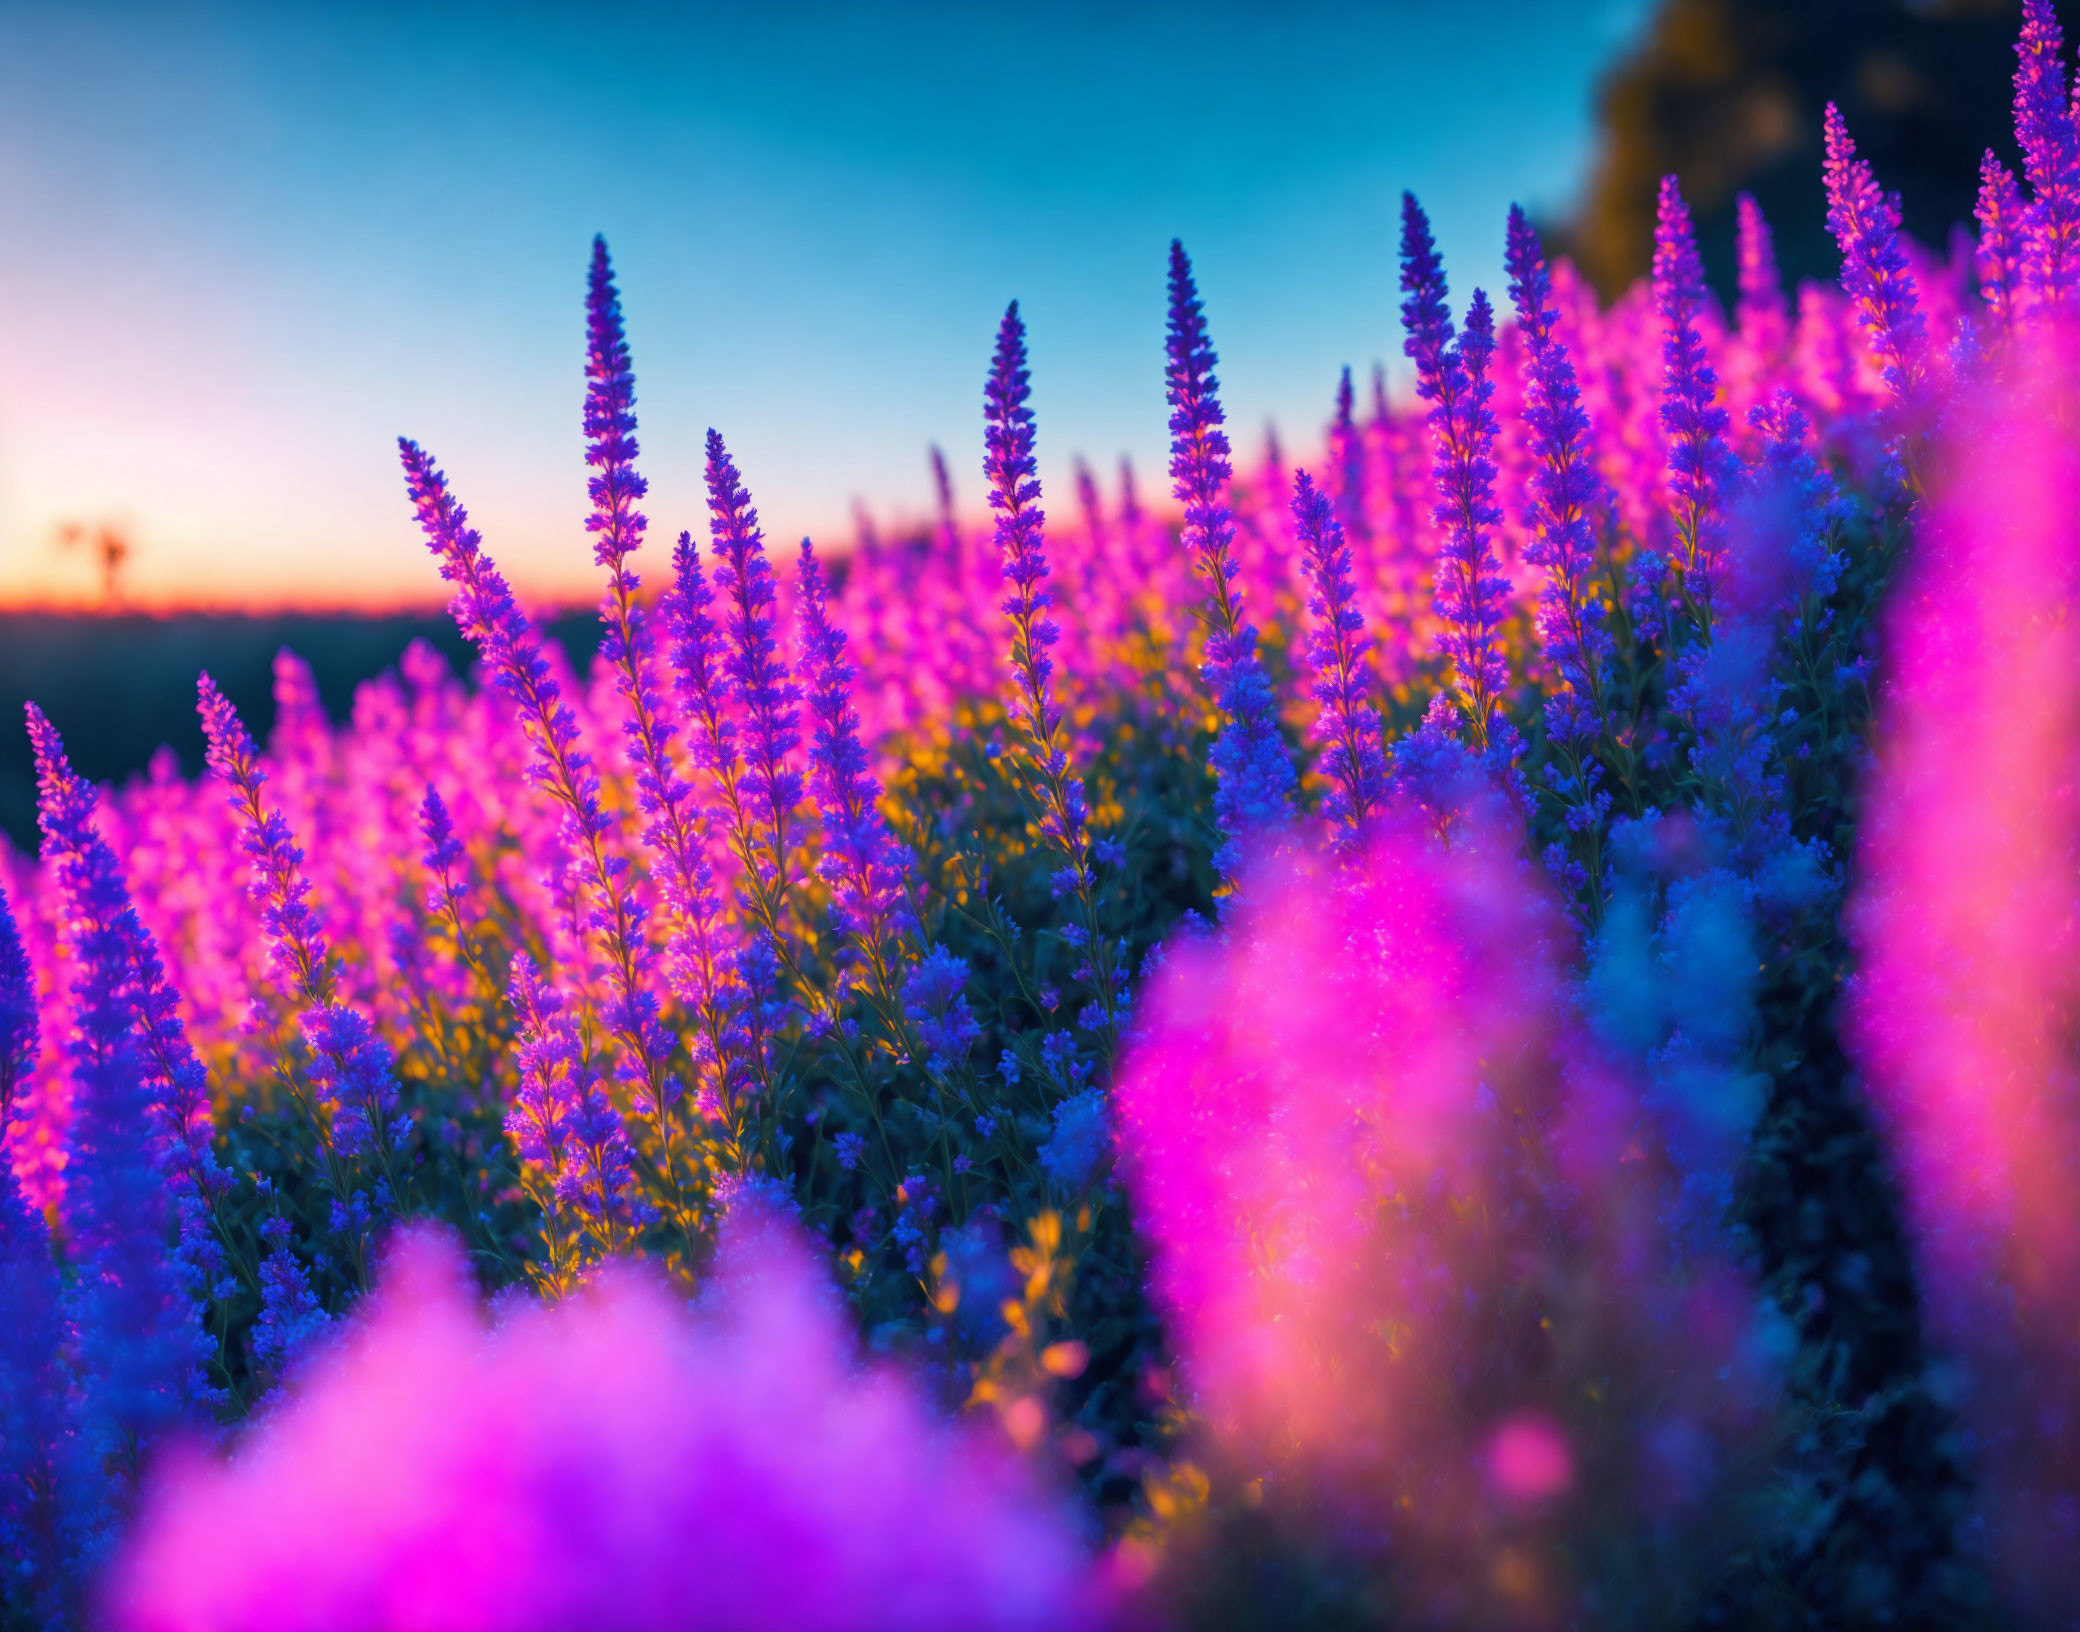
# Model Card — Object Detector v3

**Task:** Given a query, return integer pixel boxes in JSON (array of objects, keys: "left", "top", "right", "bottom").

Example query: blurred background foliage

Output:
[{"left": 1550, "top": 0, "right": 2022, "bottom": 301}]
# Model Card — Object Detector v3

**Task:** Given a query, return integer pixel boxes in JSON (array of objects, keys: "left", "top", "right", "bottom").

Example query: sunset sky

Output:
[{"left": 0, "top": 0, "right": 1652, "bottom": 611}]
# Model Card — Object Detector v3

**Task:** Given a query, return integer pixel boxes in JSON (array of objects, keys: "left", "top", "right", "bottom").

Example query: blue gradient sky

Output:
[{"left": 0, "top": 0, "right": 1653, "bottom": 608}]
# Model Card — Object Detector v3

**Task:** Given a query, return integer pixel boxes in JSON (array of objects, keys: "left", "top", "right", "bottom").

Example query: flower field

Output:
[{"left": 5, "top": 4, "right": 2080, "bottom": 1628}]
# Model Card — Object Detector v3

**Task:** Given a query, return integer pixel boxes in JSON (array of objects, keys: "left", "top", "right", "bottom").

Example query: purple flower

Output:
[
  {"left": 706, "top": 430, "right": 804, "bottom": 914},
  {"left": 1506, "top": 206, "right": 1614, "bottom": 745},
  {"left": 508, "top": 954, "right": 632, "bottom": 1269},
  {"left": 584, "top": 239, "right": 739, "bottom": 1144},
  {"left": 797, "top": 539, "right": 912, "bottom": 956},
  {"left": 419, "top": 785, "right": 467, "bottom": 929},
  {"left": 32, "top": 711, "right": 207, "bottom": 1461},
  {"left": 298, "top": 1005, "right": 402, "bottom": 1162},
  {"left": 2014, "top": 0, "right": 2080, "bottom": 317},
  {"left": 1166, "top": 239, "right": 1295, "bottom": 880},
  {"left": 199, "top": 680, "right": 402, "bottom": 1180},
  {"left": 250, "top": 1215, "right": 329, "bottom": 1379},
  {"left": 1820, "top": 107, "right": 1926, "bottom": 399},
  {"left": 1977, "top": 149, "right": 2028, "bottom": 330},
  {"left": 1653, "top": 176, "right": 1737, "bottom": 617},
  {"left": 0, "top": 882, "right": 66, "bottom": 1621},
  {"left": 985, "top": 303, "right": 1092, "bottom": 885},
  {"left": 30, "top": 704, "right": 235, "bottom": 1353},
  {"left": 663, "top": 526, "right": 780, "bottom": 1090},
  {"left": 583, "top": 235, "right": 646, "bottom": 577},
  {"left": 397, "top": 439, "right": 675, "bottom": 1119},
  {"left": 1401, "top": 194, "right": 1511, "bottom": 752},
  {"left": 1291, "top": 470, "right": 1385, "bottom": 837},
  {"left": 1037, "top": 1087, "right": 1110, "bottom": 1193},
  {"left": 1734, "top": 193, "right": 1788, "bottom": 358},
  {"left": 903, "top": 946, "right": 980, "bottom": 1076},
  {"left": 198, "top": 674, "right": 334, "bottom": 1006},
  {"left": 1331, "top": 365, "right": 1367, "bottom": 543}
]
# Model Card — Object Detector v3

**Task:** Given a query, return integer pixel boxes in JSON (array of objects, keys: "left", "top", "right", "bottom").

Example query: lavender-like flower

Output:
[
  {"left": 249, "top": 1216, "right": 329, "bottom": 1379},
  {"left": 1291, "top": 470, "right": 1385, "bottom": 837},
  {"left": 1506, "top": 207, "right": 1614, "bottom": 740},
  {"left": 508, "top": 952, "right": 632, "bottom": 1291},
  {"left": 1820, "top": 107, "right": 1927, "bottom": 399},
  {"left": 200, "top": 676, "right": 402, "bottom": 1204},
  {"left": 1978, "top": 150, "right": 2028, "bottom": 330},
  {"left": 0, "top": 883, "right": 66, "bottom": 1623},
  {"left": 797, "top": 539, "right": 912, "bottom": 963},
  {"left": 1401, "top": 194, "right": 1510, "bottom": 751},
  {"left": 985, "top": 304, "right": 1126, "bottom": 1056},
  {"left": 662, "top": 527, "right": 782, "bottom": 1095},
  {"left": 34, "top": 708, "right": 205, "bottom": 1476},
  {"left": 1331, "top": 365, "right": 1368, "bottom": 544},
  {"left": 1734, "top": 193, "right": 1789, "bottom": 361},
  {"left": 581, "top": 238, "right": 742, "bottom": 1171},
  {"left": 2015, "top": 0, "right": 2080, "bottom": 317},
  {"left": 1506, "top": 208, "right": 1621, "bottom": 918},
  {"left": 1653, "top": 176, "right": 1737, "bottom": 619},
  {"left": 584, "top": 235, "right": 646, "bottom": 576},
  {"left": 985, "top": 304, "right": 1089, "bottom": 890},
  {"left": 196, "top": 677, "right": 334, "bottom": 1007},
  {"left": 419, "top": 786, "right": 468, "bottom": 940},
  {"left": 706, "top": 431, "right": 805, "bottom": 927},
  {"left": 902, "top": 946, "right": 981, "bottom": 1077},
  {"left": 28, "top": 707, "right": 236, "bottom": 1326},
  {"left": 397, "top": 440, "right": 678, "bottom": 1133},
  {"left": 1166, "top": 239, "right": 1295, "bottom": 878}
]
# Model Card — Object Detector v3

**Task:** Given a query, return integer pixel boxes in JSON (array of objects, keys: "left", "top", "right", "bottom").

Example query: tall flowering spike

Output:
[
  {"left": 31, "top": 704, "right": 204, "bottom": 1465},
  {"left": 1291, "top": 471, "right": 1385, "bottom": 836},
  {"left": 582, "top": 237, "right": 734, "bottom": 1145},
  {"left": 2014, "top": 0, "right": 2080, "bottom": 316},
  {"left": 665, "top": 528, "right": 739, "bottom": 788},
  {"left": 660, "top": 526, "right": 768, "bottom": 1090},
  {"left": 705, "top": 430, "right": 804, "bottom": 911},
  {"left": 28, "top": 707, "right": 228, "bottom": 1305},
  {"left": 985, "top": 304, "right": 1088, "bottom": 880},
  {"left": 398, "top": 439, "right": 593, "bottom": 826},
  {"left": 1734, "top": 193, "right": 1788, "bottom": 350},
  {"left": 507, "top": 954, "right": 632, "bottom": 1285},
  {"left": 1978, "top": 150, "right": 2028, "bottom": 328},
  {"left": 1331, "top": 365, "right": 1367, "bottom": 541},
  {"left": 0, "top": 885, "right": 34, "bottom": 1122},
  {"left": 199, "top": 678, "right": 401, "bottom": 1168},
  {"left": 1402, "top": 194, "right": 1509, "bottom": 749},
  {"left": 1820, "top": 107, "right": 1927, "bottom": 398},
  {"left": 398, "top": 439, "right": 675, "bottom": 1134},
  {"left": 198, "top": 673, "right": 334, "bottom": 1007},
  {"left": 2016, "top": 0, "right": 2072, "bottom": 181},
  {"left": 1398, "top": 191, "right": 1455, "bottom": 391},
  {"left": 419, "top": 784, "right": 467, "bottom": 929},
  {"left": 1432, "top": 291, "right": 1511, "bottom": 748},
  {"left": 583, "top": 234, "right": 647, "bottom": 572},
  {"left": 0, "top": 883, "right": 65, "bottom": 1626},
  {"left": 1506, "top": 206, "right": 1613, "bottom": 738},
  {"left": 797, "top": 540, "right": 911, "bottom": 956},
  {"left": 1165, "top": 239, "right": 1295, "bottom": 877},
  {"left": 1653, "top": 175, "right": 1735, "bottom": 610}
]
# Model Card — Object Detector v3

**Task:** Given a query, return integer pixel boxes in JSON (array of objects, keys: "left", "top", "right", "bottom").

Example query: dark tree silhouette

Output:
[{"left": 1554, "top": 0, "right": 2022, "bottom": 302}]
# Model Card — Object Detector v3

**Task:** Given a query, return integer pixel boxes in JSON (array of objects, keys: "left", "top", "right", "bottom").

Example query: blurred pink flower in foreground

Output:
[
  {"left": 108, "top": 1215, "right": 1102, "bottom": 1632},
  {"left": 1850, "top": 338, "right": 2080, "bottom": 1613},
  {"left": 1113, "top": 812, "right": 1777, "bottom": 1625}
]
